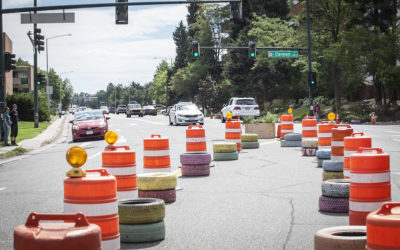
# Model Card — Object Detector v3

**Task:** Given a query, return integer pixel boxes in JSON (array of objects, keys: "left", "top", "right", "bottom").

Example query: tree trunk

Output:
[
  {"left": 332, "top": 64, "right": 342, "bottom": 110},
  {"left": 373, "top": 75, "right": 382, "bottom": 106}
]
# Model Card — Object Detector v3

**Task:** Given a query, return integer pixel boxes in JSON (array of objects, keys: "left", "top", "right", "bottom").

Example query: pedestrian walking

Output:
[
  {"left": 3, "top": 107, "right": 11, "bottom": 146},
  {"left": 10, "top": 104, "right": 19, "bottom": 146},
  {"left": 313, "top": 102, "right": 321, "bottom": 123}
]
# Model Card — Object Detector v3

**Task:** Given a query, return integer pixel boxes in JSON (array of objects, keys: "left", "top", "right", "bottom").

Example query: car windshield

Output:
[
  {"left": 100, "top": 106, "right": 107, "bottom": 109},
  {"left": 118, "top": 105, "right": 126, "bottom": 108},
  {"left": 75, "top": 112, "right": 103, "bottom": 121},
  {"left": 177, "top": 104, "right": 198, "bottom": 111},
  {"left": 144, "top": 106, "right": 154, "bottom": 109},
  {"left": 128, "top": 104, "right": 141, "bottom": 109},
  {"left": 235, "top": 99, "right": 256, "bottom": 105}
]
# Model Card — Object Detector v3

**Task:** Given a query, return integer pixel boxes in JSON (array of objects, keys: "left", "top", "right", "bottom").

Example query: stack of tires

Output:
[
  {"left": 180, "top": 153, "right": 211, "bottom": 176},
  {"left": 314, "top": 226, "right": 366, "bottom": 250},
  {"left": 319, "top": 179, "right": 350, "bottom": 213},
  {"left": 316, "top": 149, "right": 331, "bottom": 168},
  {"left": 213, "top": 142, "right": 238, "bottom": 161},
  {"left": 280, "top": 133, "right": 302, "bottom": 147},
  {"left": 118, "top": 198, "right": 166, "bottom": 243},
  {"left": 322, "top": 160, "right": 344, "bottom": 181},
  {"left": 302, "top": 138, "right": 318, "bottom": 156},
  {"left": 137, "top": 172, "right": 177, "bottom": 203},
  {"left": 241, "top": 134, "right": 259, "bottom": 149}
]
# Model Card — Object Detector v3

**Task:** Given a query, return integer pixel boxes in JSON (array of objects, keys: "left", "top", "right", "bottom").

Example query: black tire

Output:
[
  {"left": 118, "top": 198, "right": 165, "bottom": 224},
  {"left": 318, "top": 196, "right": 349, "bottom": 213},
  {"left": 221, "top": 115, "right": 225, "bottom": 123},
  {"left": 169, "top": 117, "right": 172, "bottom": 125},
  {"left": 213, "top": 152, "right": 239, "bottom": 161},
  {"left": 200, "top": 122, "right": 204, "bottom": 125},
  {"left": 120, "top": 221, "right": 165, "bottom": 243}
]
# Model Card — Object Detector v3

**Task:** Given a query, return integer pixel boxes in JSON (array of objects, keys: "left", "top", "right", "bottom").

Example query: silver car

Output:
[{"left": 169, "top": 102, "right": 204, "bottom": 126}]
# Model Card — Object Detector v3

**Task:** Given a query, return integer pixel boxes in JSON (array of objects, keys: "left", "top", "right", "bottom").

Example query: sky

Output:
[{"left": 3, "top": 0, "right": 188, "bottom": 94}]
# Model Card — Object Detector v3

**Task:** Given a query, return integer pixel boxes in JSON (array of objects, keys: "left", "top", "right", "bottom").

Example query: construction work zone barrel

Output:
[
  {"left": 349, "top": 148, "right": 391, "bottom": 226},
  {"left": 277, "top": 123, "right": 281, "bottom": 138},
  {"left": 64, "top": 169, "right": 120, "bottom": 250},
  {"left": 366, "top": 202, "right": 400, "bottom": 250},
  {"left": 318, "top": 121, "right": 336, "bottom": 149},
  {"left": 143, "top": 134, "right": 170, "bottom": 173},
  {"left": 280, "top": 114, "right": 294, "bottom": 140},
  {"left": 14, "top": 212, "right": 101, "bottom": 250},
  {"left": 186, "top": 125, "right": 207, "bottom": 153},
  {"left": 331, "top": 125, "right": 353, "bottom": 162},
  {"left": 301, "top": 116, "right": 317, "bottom": 139},
  {"left": 225, "top": 119, "right": 242, "bottom": 151},
  {"left": 102, "top": 145, "right": 137, "bottom": 200},
  {"left": 343, "top": 133, "right": 372, "bottom": 179}
]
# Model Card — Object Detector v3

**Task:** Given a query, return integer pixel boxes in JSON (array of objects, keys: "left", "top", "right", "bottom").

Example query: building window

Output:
[{"left": 13, "top": 71, "right": 18, "bottom": 78}]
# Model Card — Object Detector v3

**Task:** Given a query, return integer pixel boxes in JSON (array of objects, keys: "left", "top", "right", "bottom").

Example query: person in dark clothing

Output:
[
  {"left": 3, "top": 107, "right": 11, "bottom": 146},
  {"left": 10, "top": 104, "right": 19, "bottom": 146},
  {"left": 313, "top": 102, "right": 321, "bottom": 123}
]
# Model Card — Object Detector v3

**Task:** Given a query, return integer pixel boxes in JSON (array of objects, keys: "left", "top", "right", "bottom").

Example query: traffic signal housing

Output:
[
  {"left": 37, "top": 73, "right": 45, "bottom": 85},
  {"left": 309, "top": 71, "right": 317, "bottom": 92},
  {"left": 192, "top": 41, "right": 200, "bottom": 58},
  {"left": 116, "top": 0, "right": 128, "bottom": 24},
  {"left": 34, "top": 28, "right": 45, "bottom": 53},
  {"left": 248, "top": 41, "right": 256, "bottom": 58},
  {"left": 4, "top": 52, "right": 16, "bottom": 72},
  {"left": 230, "top": 1, "right": 242, "bottom": 20}
]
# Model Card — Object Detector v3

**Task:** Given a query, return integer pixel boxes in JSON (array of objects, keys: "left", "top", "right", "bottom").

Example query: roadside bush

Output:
[
  {"left": 243, "top": 112, "right": 278, "bottom": 124},
  {"left": 6, "top": 92, "right": 50, "bottom": 121}
]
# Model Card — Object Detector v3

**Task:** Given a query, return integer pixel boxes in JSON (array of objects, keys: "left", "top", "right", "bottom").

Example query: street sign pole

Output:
[
  {"left": 306, "top": 0, "right": 313, "bottom": 116},
  {"left": 33, "top": 0, "right": 39, "bottom": 128}
]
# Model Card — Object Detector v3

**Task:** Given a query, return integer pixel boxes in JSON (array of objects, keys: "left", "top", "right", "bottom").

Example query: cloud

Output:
[{"left": 3, "top": 4, "right": 188, "bottom": 94}]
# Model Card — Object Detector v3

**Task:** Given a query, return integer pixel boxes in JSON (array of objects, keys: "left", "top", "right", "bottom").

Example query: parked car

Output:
[
  {"left": 100, "top": 106, "right": 109, "bottom": 114},
  {"left": 109, "top": 106, "right": 116, "bottom": 113},
  {"left": 70, "top": 110, "right": 110, "bottom": 142},
  {"left": 116, "top": 105, "right": 126, "bottom": 114},
  {"left": 126, "top": 103, "right": 143, "bottom": 117},
  {"left": 169, "top": 102, "right": 204, "bottom": 126},
  {"left": 154, "top": 104, "right": 166, "bottom": 111},
  {"left": 143, "top": 105, "right": 157, "bottom": 116},
  {"left": 220, "top": 97, "right": 260, "bottom": 123}
]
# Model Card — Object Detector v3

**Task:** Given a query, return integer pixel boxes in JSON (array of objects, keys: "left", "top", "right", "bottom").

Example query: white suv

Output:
[{"left": 220, "top": 97, "right": 260, "bottom": 123}]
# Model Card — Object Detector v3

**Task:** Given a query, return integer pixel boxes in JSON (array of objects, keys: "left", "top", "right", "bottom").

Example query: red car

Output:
[{"left": 70, "top": 110, "right": 110, "bottom": 142}]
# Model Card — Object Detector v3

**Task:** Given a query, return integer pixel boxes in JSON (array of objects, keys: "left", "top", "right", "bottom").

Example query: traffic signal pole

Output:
[
  {"left": 33, "top": 0, "right": 38, "bottom": 128},
  {"left": 306, "top": 0, "right": 313, "bottom": 116},
  {"left": 0, "top": 0, "right": 4, "bottom": 139}
]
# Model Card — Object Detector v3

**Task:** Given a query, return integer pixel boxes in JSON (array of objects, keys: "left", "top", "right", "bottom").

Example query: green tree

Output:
[{"left": 173, "top": 21, "right": 188, "bottom": 71}]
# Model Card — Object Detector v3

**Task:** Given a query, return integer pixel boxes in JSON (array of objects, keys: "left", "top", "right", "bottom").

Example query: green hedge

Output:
[{"left": 6, "top": 92, "right": 50, "bottom": 121}]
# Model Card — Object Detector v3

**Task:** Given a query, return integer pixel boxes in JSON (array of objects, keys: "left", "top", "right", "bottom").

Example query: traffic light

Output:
[
  {"left": 34, "top": 28, "right": 45, "bottom": 53},
  {"left": 37, "top": 73, "right": 45, "bottom": 85},
  {"left": 4, "top": 52, "right": 16, "bottom": 72},
  {"left": 248, "top": 41, "right": 256, "bottom": 58},
  {"left": 230, "top": 1, "right": 242, "bottom": 20},
  {"left": 309, "top": 71, "right": 317, "bottom": 92},
  {"left": 192, "top": 41, "right": 200, "bottom": 58},
  {"left": 116, "top": 0, "right": 128, "bottom": 24}
]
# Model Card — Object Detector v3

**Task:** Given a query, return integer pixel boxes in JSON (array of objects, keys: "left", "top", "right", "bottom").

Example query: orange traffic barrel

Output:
[
  {"left": 186, "top": 125, "right": 207, "bottom": 153},
  {"left": 64, "top": 169, "right": 120, "bottom": 250},
  {"left": 280, "top": 114, "right": 294, "bottom": 140},
  {"left": 14, "top": 212, "right": 101, "bottom": 250},
  {"left": 349, "top": 148, "right": 391, "bottom": 226},
  {"left": 301, "top": 116, "right": 317, "bottom": 139},
  {"left": 343, "top": 133, "right": 372, "bottom": 179},
  {"left": 102, "top": 145, "right": 137, "bottom": 200},
  {"left": 143, "top": 134, "right": 170, "bottom": 173},
  {"left": 317, "top": 121, "right": 336, "bottom": 149},
  {"left": 277, "top": 123, "right": 281, "bottom": 138},
  {"left": 225, "top": 119, "right": 242, "bottom": 151},
  {"left": 366, "top": 202, "right": 400, "bottom": 250},
  {"left": 331, "top": 125, "right": 353, "bottom": 162}
]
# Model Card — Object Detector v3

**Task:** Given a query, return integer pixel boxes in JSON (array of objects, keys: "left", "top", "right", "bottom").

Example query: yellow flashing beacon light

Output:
[
  {"left": 227, "top": 112, "right": 233, "bottom": 119},
  {"left": 105, "top": 131, "right": 118, "bottom": 145},
  {"left": 66, "top": 146, "right": 87, "bottom": 177},
  {"left": 288, "top": 108, "right": 293, "bottom": 114},
  {"left": 328, "top": 112, "right": 336, "bottom": 121}
]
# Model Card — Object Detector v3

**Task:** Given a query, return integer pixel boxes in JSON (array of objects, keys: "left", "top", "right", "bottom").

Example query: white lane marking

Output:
[
  {"left": 135, "top": 119, "right": 165, "bottom": 125},
  {"left": 116, "top": 135, "right": 127, "bottom": 144},
  {"left": 78, "top": 142, "right": 92, "bottom": 148},
  {"left": 393, "top": 139, "right": 400, "bottom": 142},
  {"left": 88, "top": 152, "right": 101, "bottom": 160},
  {"left": 0, "top": 187, "right": 6, "bottom": 191},
  {"left": 129, "top": 123, "right": 137, "bottom": 126},
  {"left": 385, "top": 130, "right": 400, "bottom": 134}
]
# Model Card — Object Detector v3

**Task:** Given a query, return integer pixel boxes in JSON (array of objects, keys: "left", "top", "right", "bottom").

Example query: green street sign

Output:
[{"left": 268, "top": 51, "right": 298, "bottom": 58}]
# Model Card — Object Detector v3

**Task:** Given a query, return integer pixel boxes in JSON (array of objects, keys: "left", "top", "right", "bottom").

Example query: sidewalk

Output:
[{"left": 0, "top": 115, "right": 68, "bottom": 155}]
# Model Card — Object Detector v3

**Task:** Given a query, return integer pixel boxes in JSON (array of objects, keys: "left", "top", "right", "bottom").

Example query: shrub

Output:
[
  {"left": 243, "top": 112, "right": 278, "bottom": 124},
  {"left": 6, "top": 92, "right": 50, "bottom": 121}
]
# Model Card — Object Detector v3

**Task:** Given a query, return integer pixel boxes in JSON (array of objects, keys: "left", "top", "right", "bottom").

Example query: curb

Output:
[{"left": 40, "top": 115, "right": 67, "bottom": 147}]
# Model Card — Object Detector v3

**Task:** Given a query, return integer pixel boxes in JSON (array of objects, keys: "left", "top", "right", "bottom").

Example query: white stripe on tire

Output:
[
  {"left": 103, "top": 166, "right": 136, "bottom": 176},
  {"left": 186, "top": 137, "right": 206, "bottom": 143},
  {"left": 331, "top": 141, "right": 344, "bottom": 147},
  {"left": 349, "top": 201, "right": 385, "bottom": 212},
  {"left": 143, "top": 150, "right": 170, "bottom": 157},
  {"left": 350, "top": 172, "right": 390, "bottom": 183},
  {"left": 64, "top": 201, "right": 118, "bottom": 216},
  {"left": 102, "top": 237, "right": 120, "bottom": 250}
]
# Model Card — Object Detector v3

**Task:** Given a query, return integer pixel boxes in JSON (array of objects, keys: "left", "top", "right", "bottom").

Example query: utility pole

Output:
[
  {"left": 33, "top": 0, "right": 39, "bottom": 128},
  {"left": 306, "top": 0, "right": 313, "bottom": 116},
  {"left": 0, "top": 0, "right": 5, "bottom": 139}
]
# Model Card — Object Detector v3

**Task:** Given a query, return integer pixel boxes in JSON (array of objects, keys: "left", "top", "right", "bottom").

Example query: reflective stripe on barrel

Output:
[
  {"left": 318, "top": 122, "right": 336, "bottom": 149},
  {"left": 280, "top": 114, "right": 294, "bottom": 140},
  {"left": 226, "top": 120, "right": 242, "bottom": 151},
  {"left": 331, "top": 125, "right": 353, "bottom": 163},
  {"left": 186, "top": 125, "right": 207, "bottom": 153},
  {"left": 143, "top": 134, "right": 171, "bottom": 173},
  {"left": 343, "top": 133, "right": 372, "bottom": 179},
  {"left": 302, "top": 116, "right": 317, "bottom": 139}
]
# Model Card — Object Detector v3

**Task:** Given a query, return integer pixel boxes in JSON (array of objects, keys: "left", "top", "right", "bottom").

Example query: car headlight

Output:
[
  {"left": 72, "top": 125, "right": 79, "bottom": 130},
  {"left": 99, "top": 122, "right": 106, "bottom": 128}
]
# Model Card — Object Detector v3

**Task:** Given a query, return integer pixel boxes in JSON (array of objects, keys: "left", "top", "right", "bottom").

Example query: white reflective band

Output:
[
  {"left": 331, "top": 156, "right": 344, "bottom": 162},
  {"left": 143, "top": 150, "right": 170, "bottom": 157},
  {"left": 142, "top": 167, "right": 171, "bottom": 173},
  {"left": 103, "top": 166, "right": 136, "bottom": 176},
  {"left": 102, "top": 237, "right": 120, "bottom": 250},
  {"left": 186, "top": 137, "right": 206, "bottom": 143},
  {"left": 350, "top": 201, "right": 384, "bottom": 212},
  {"left": 225, "top": 129, "right": 242, "bottom": 133},
  {"left": 318, "top": 146, "right": 331, "bottom": 149},
  {"left": 331, "top": 141, "right": 344, "bottom": 147},
  {"left": 318, "top": 133, "right": 332, "bottom": 138},
  {"left": 344, "top": 150, "right": 356, "bottom": 157},
  {"left": 64, "top": 200, "right": 118, "bottom": 216},
  {"left": 302, "top": 127, "right": 317, "bottom": 131},
  {"left": 117, "top": 190, "right": 138, "bottom": 200},
  {"left": 344, "top": 170, "right": 350, "bottom": 178},
  {"left": 350, "top": 172, "right": 390, "bottom": 183},
  {"left": 226, "top": 139, "right": 241, "bottom": 143},
  {"left": 281, "top": 130, "right": 293, "bottom": 133},
  {"left": 281, "top": 121, "right": 293, "bottom": 124}
]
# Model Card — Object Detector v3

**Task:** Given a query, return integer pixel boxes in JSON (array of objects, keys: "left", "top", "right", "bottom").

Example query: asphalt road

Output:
[{"left": 0, "top": 114, "right": 399, "bottom": 250}]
